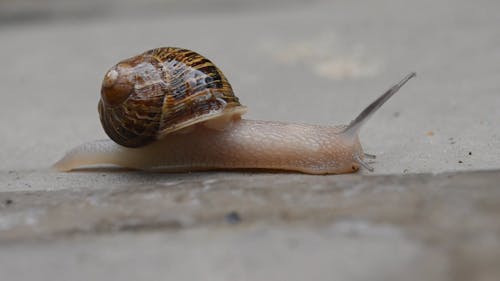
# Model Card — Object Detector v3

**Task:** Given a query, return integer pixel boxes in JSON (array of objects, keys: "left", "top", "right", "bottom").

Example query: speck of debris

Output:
[
  {"left": 458, "top": 160, "right": 463, "bottom": 164},
  {"left": 426, "top": 131, "right": 434, "bottom": 136},
  {"left": 225, "top": 211, "right": 241, "bottom": 224},
  {"left": 468, "top": 152, "right": 472, "bottom": 155},
  {"left": 403, "top": 169, "right": 409, "bottom": 173},
  {"left": 4, "top": 199, "right": 13, "bottom": 206}
]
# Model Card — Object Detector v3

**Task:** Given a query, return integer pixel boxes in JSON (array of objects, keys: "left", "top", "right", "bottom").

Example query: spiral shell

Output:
[{"left": 98, "top": 47, "right": 246, "bottom": 147}]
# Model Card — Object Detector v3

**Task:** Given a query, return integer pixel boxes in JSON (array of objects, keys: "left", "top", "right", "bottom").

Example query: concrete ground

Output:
[{"left": 1, "top": 0, "right": 499, "bottom": 280}]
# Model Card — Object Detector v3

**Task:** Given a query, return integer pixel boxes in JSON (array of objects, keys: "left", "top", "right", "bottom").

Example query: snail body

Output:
[{"left": 54, "top": 47, "right": 415, "bottom": 174}]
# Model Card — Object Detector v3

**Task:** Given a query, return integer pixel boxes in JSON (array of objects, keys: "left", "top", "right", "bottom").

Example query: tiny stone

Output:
[
  {"left": 4, "top": 199, "right": 13, "bottom": 205},
  {"left": 225, "top": 211, "right": 241, "bottom": 224},
  {"left": 458, "top": 160, "right": 463, "bottom": 164},
  {"left": 468, "top": 152, "right": 472, "bottom": 155}
]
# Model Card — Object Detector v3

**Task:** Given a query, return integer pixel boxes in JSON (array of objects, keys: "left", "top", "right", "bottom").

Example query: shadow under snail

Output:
[{"left": 54, "top": 47, "right": 415, "bottom": 174}]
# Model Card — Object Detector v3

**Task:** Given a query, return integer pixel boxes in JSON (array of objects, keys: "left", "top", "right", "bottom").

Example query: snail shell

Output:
[{"left": 98, "top": 47, "right": 246, "bottom": 147}]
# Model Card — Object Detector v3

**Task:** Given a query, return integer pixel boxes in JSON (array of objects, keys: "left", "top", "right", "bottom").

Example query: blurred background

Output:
[
  {"left": 1, "top": 0, "right": 499, "bottom": 173},
  {"left": 1, "top": 1, "right": 500, "bottom": 280}
]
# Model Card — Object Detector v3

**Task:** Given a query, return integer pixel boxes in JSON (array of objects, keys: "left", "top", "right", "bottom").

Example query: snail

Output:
[{"left": 54, "top": 47, "right": 415, "bottom": 174}]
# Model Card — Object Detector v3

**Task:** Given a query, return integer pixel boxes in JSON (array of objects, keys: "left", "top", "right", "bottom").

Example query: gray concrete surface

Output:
[
  {"left": 1, "top": 171, "right": 500, "bottom": 280},
  {"left": 1, "top": 0, "right": 499, "bottom": 280}
]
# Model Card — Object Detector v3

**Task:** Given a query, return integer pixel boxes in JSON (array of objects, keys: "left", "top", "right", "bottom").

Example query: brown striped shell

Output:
[{"left": 98, "top": 47, "right": 246, "bottom": 147}]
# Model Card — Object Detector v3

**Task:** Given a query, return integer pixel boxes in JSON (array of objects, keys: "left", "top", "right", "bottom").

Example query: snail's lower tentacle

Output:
[
  {"left": 354, "top": 155, "right": 374, "bottom": 172},
  {"left": 363, "top": 153, "right": 376, "bottom": 159}
]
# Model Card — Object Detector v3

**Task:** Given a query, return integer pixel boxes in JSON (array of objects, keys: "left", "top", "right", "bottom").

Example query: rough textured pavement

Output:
[{"left": 1, "top": 0, "right": 499, "bottom": 280}]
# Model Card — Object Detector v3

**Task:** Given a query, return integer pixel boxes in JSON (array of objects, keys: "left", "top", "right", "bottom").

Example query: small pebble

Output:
[
  {"left": 4, "top": 199, "right": 13, "bottom": 206},
  {"left": 225, "top": 211, "right": 241, "bottom": 224},
  {"left": 458, "top": 160, "right": 463, "bottom": 164},
  {"left": 468, "top": 152, "right": 472, "bottom": 156}
]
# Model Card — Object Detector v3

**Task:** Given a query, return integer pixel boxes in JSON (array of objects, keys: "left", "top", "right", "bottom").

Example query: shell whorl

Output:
[{"left": 98, "top": 47, "right": 245, "bottom": 148}]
